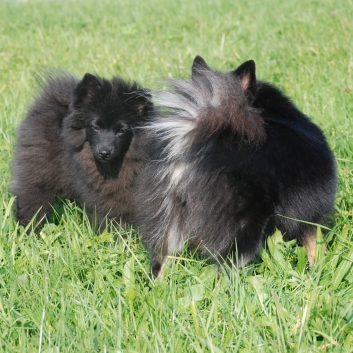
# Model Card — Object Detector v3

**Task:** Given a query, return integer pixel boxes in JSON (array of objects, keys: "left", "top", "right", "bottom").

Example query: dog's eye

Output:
[
  {"left": 91, "top": 124, "right": 100, "bottom": 132},
  {"left": 116, "top": 128, "right": 127, "bottom": 135}
]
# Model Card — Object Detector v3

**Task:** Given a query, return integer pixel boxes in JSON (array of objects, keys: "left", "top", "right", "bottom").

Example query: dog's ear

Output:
[
  {"left": 73, "top": 73, "right": 102, "bottom": 106},
  {"left": 192, "top": 55, "right": 209, "bottom": 80},
  {"left": 132, "top": 90, "right": 153, "bottom": 119},
  {"left": 233, "top": 60, "right": 256, "bottom": 91}
]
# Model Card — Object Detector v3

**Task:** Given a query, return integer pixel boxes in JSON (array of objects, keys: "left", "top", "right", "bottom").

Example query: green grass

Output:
[{"left": 1, "top": 0, "right": 353, "bottom": 351}]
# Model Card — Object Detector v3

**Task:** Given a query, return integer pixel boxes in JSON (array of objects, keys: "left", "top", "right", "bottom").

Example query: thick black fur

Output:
[
  {"left": 133, "top": 56, "right": 337, "bottom": 277},
  {"left": 11, "top": 71, "right": 152, "bottom": 231}
]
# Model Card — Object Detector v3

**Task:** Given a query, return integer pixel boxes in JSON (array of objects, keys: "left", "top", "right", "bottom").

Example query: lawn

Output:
[{"left": 0, "top": 0, "right": 352, "bottom": 352}]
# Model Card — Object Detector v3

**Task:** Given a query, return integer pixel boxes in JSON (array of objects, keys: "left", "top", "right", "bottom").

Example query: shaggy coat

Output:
[
  {"left": 133, "top": 56, "right": 337, "bottom": 277},
  {"left": 12, "top": 72, "right": 152, "bottom": 230}
]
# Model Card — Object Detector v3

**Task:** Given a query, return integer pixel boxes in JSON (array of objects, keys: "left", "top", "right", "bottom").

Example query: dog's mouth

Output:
[
  {"left": 94, "top": 154, "right": 124, "bottom": 179},
  {"left": 96, "top": 155, "right": 114, "bottom": 163}
]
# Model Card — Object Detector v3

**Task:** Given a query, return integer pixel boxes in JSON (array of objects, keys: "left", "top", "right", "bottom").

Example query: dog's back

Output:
[{"left": 11, "top": 73, "right": 78, "bottom": 226}]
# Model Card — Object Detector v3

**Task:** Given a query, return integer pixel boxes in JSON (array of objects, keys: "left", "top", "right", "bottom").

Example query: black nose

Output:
[{"left": 99, "top": 149, "right": 111, "bottom": 159}]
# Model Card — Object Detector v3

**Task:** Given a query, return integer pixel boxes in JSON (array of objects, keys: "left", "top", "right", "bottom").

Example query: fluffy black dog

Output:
[
  {"left": 133, "top": 55, "right": 337, "bottom": 277},
  {"left": 12, "top": 71, "right": 152, "bottom": 231}
]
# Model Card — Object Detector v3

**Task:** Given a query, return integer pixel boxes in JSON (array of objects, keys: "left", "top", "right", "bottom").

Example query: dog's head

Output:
[
  {"left": 191, "top": 55, "right": 257, "bottom": 100},
  {"left": 189, "top": 55, "right": 265, "bottom": 145},
  {"left": 63, "top": 73, "right": 152, "bottom": 169},
  {"left": 149, "top": 56, "right": 265, "bottom": 163}
]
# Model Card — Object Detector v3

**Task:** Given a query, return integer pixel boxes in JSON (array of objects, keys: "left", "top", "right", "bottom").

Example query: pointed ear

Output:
[
  {"left": 133, "top": 90, "right": 153, "bottom": 118},
  {"left": 80, "top": 73, "right": 102, "bottom": 98},
  {"left": 192, "top": 55, "right": 209, "bottom": 80},
  {"left": 74, "top": 73, "right": 102, "bottom": 106},
  {"left": 234, "top": 60, "right": 256, "bottom": 91}
]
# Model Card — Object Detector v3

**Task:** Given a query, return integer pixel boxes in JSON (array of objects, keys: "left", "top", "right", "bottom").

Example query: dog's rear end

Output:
[{"left": 134, "top": 56, "right": 336, "bottom": 277}]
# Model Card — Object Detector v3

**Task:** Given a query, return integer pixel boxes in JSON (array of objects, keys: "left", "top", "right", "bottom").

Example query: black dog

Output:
[
  {"left": 12, "top": 71, "right": 152, "bottom": 231},
  {"left": 133, "top": 56, "right": 337, "bottom": 277}
]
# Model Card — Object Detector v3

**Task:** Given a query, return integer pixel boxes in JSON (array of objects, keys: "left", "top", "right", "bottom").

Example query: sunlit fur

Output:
[
  {"left": 133, "top": 56, "right": 337, "bottom": 277},
  {"left": 11, "top": 71, "right": 152, "bottom": 231}
]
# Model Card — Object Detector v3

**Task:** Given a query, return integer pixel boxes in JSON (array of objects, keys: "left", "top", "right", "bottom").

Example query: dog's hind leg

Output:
[
  {"left": 146, "top": 219, "right": 185, "bottom": 278},
  {"left": 150, "top": 248, "right": 169, "bottom": 278},
  {"left": 221, "top": 215, "right": 270, "bottom": 270},
  {"left": 301, "top": 227, "right": 318, "bottom": 265},
  {"left": 149, "top": 237, "right": 182, "bottom": 278}
]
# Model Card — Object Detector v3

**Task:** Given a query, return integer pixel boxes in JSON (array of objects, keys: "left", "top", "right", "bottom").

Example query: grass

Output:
[{"left": 0, "top": 0, "right": 353, "bottom": 351}]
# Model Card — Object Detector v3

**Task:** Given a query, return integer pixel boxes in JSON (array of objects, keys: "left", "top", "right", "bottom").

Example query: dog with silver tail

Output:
[{"left": 133, "top": 55, "right": 336, "bottom": 277}]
